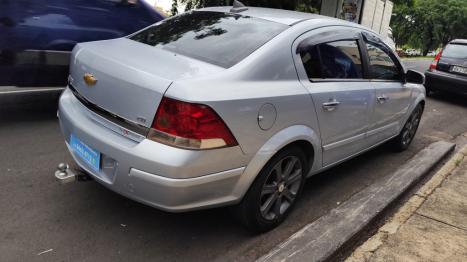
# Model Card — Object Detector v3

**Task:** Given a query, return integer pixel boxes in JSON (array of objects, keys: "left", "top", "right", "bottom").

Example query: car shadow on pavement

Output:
[
  {"left": 53, "top": 136, "right": 426, "bottom": 262},
  {"left": 0, "top": 91, "right": 61, "bottom": 123},
  {"left": 428, "top": 92, "right": 467, "bottom": 107},
  {"left": 0, "top": 91, "right": 437, "bottom": 261}
]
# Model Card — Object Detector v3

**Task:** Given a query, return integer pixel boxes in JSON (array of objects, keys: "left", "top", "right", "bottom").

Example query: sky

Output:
[{"left": 143, "top": 0, "right": 172, "bottom": 12}]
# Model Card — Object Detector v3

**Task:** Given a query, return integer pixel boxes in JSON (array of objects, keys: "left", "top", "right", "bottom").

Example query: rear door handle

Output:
[
  {"left": 377, "top": 95, "right": 389, "bottom": 104},
  {"left": 322, "top": 100, "right": 341, "bottom": 111}
]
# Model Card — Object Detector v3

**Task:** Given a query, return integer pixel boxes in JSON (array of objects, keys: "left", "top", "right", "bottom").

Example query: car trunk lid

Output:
[
  {"left": 437, "top": 57, "right": 467, "bottom": 74},
  {"left": 69, "top": 38, "right": 223, "bottom": 128}
]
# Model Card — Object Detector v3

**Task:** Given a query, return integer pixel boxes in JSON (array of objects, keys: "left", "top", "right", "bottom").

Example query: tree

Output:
[
  {"left": 391, "top": 0, "right": 467, "bottom": 54},
  {"left": 390, "top": 3, "right": 414, "bottom": 48},
  {"left": 171, "top": 0, "right": 179, "bottom": 16}
]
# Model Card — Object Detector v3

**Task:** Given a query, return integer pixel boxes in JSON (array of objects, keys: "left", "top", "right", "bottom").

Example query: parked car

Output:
[
  {"left": 0, "top": 0, "right": 164, "bottom": 88},
  {"left": 425, "top": 39, "right": 467, "bottom": 95},
  {"left": 427, "top": 50, "right": 438, "bottom": 56},
  {"left": 56, "top": 5, "right": 426, "bottom": 232},
  {"left": 404, "top": 48, "right": 421, "bottom": 56},
  {"left": 396, "top": 49, "right": 405, "bottom": 57}
]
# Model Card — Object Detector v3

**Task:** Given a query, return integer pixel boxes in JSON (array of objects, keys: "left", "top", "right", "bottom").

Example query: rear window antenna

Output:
[{"left": 230, "top": 0, "right": 248, "bottom": 13}]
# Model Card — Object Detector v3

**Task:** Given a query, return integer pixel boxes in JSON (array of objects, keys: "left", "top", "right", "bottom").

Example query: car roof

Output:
[
  {"left": 449, "top": 39, "right": 467, "bottom": 45},
  {"left": 198, "top": 6, "right": 326, "bottom": 26}
]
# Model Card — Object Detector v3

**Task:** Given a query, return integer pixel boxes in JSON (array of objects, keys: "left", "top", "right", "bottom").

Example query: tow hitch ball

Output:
[{"left": 54, "top": 163, "right": 91, "bottom": 184}]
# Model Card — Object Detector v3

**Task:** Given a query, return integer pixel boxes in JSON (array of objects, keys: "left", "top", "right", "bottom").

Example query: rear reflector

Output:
[
  {"left": 429, "top": 50, "right": 443, "bottom": 71},
  {"left": 148, "top": 97, "right": 238, "bottom": 150}
]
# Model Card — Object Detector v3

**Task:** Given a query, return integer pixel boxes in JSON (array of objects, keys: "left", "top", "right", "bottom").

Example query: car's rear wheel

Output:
[
  {"left": 237, "top": 146, "right": 307, "bottom": 232},
  {"left": 391, "top": 104, "right": 423, "bottom": 151}
]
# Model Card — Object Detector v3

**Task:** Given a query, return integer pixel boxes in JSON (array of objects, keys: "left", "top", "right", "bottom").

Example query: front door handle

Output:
[
  {"left": 322, "top": 100, "right": 341, "bottom": 111},
  {"left": 377, "top": 95, "right": 389, "bottom": 104}
]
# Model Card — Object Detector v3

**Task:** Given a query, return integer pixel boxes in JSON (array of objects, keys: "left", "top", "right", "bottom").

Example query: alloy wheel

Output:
[
  {"left": 401, "top": 107, "right": 422, "bottom": 146},
  {"left": 259, "top": 156, "right": 303, "bottom": 220}
]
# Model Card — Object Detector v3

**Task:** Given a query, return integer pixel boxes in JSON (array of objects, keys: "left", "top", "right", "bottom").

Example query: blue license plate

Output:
[{"left": 70, "top": 134, "right": 100, "bottom": 172}]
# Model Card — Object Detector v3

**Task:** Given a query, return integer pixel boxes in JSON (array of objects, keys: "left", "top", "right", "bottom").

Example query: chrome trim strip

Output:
[
  {"left": 321, "top": 134, "right": 398, "bottom": 170},
  {"left": 85, "top": 107, "right": 146, "bottom": 143},
  {"left": 366, "top": 122, "right": 399, "bottom": 136},
  {"left": 68, "top": 84, "right": 149, "bottom": 137},
  {"left": 322, "top": 133, "right": 366, "bottom": 151}
]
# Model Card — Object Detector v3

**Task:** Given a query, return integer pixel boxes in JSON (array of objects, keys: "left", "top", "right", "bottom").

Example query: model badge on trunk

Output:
[{"left": 83, "top": 73, "right": 97, "bottom": 86}]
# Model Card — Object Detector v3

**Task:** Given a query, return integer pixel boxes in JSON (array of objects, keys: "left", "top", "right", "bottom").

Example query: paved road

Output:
[
  {"left": 1, "top": 60, "right": 466, "bottom": 262},
  {"left": 402, "top": 58, "right": 432, "bottom": 72}
]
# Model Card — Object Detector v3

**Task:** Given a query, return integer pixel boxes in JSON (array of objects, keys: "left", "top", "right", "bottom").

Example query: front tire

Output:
[
  {"left": 425, "top": 85, "right": 435, "bottom": 97},
  {"left": 237, "top": 146, "right": 307, "bottom": 233},
  {"left": 391, "top": 104, "right": 423, "bottom": 152}
]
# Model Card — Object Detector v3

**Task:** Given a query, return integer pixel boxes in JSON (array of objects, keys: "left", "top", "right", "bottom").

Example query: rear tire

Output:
[
  {"left": 236, "top": 146, "right": 307, "bottom": 233},
  {"left": 391, "top": 104, "right": 423, "bottom": 152}
]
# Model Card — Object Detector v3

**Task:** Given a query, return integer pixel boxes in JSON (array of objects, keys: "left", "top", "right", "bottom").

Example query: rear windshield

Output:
[
  {"left": 442, "top": 44, "right": 467, "bottom": 59},
  {"left": 129, "top": 11, "right": 288, "bottom": 68}
]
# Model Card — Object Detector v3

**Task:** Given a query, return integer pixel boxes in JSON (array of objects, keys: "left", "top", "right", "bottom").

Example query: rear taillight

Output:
[
  {"left": 429, "top": 50, "right": 443, "bottom": 71},
  {"left": 147, "top": 97, "right": 238, "bottom": 150}
]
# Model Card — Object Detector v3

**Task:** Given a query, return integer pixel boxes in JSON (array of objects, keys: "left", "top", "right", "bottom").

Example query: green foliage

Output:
[
  {"left": 391, "top": 0, "right": 467, "bottom": 55},
  {"left": 171, "top": 0, "right": 179, "bottom": 15}
]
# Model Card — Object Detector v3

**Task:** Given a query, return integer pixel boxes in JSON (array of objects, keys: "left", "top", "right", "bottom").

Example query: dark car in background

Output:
[
  {"left": 425, "top": 39, "right": 467, "bottom": 96},
  {"left": 0, "top": 0, "right": 164, "bottom": 88}
]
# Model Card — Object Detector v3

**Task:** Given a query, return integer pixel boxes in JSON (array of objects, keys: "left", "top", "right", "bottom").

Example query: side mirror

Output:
[{"left": 405, "top": 69, "right": 425, "bottom": 84}]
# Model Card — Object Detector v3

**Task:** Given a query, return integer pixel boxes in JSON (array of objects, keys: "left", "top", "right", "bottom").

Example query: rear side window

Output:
[
  {"left": 442, "top": 44, "right": 467, "bottom": 59},
  {"left": 365, "top": 43, "right": 402, "bottom": 80},
  {"left": 299, "top": 40, "right": 363, "bottom": 79},
  {"left": 130, "top": 11, "right": 288, "bottom": 68}
]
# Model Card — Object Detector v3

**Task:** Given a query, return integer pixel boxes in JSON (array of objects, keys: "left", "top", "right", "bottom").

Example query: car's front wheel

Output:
[
  {"left": 391, "top": 104, "right": 423, "bottom": 151},
  {"left": 425, "top": 85, "right": 435, "bottom": 97},
  {"left": 237, "top": 146, "right": 307, "bottom": 232}
]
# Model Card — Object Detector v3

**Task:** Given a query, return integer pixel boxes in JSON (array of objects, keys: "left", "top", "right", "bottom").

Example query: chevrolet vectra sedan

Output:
[{"left": 57, "top": 5, "right": 426, "bottom": 232}]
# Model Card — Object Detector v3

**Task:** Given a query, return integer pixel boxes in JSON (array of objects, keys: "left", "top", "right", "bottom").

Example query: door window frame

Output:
[
  {"left": 293, "top": 25, "right": 370, "bottom": 83},
  {"left": 360, "top": 31, "right": 405, "bottom": 82},
  {"left": 293, "top": 26, "right": 406, "bottom": 84}
]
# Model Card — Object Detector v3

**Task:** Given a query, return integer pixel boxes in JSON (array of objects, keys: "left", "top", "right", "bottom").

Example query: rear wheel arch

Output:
[
  {"left": 233, "top": 125, "right": 321, "bottom": 203},
  {"left": 418, "top": 100, "right": 425, "bottom": 111},
  {"left": 235, "top": 142, "right": 312, "bottom": 232},
  {"left": 277, "top": 140, "right": 315, "bottom": 174},
  {"left": 244, "top": 139, "right": 316, "bottom": 196}
]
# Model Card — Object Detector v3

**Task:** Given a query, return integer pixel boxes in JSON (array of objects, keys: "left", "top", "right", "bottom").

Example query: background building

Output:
[{"left": 320, "top": 0, "right": 393, "bottom": 39}]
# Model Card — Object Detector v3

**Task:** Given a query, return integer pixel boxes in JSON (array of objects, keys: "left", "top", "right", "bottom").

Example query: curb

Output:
[
  {"left": 257, "top": 141, "right": 456, "bottom": 262},
  {"left": 346, "top": 144, "right": 467, "bottom": 262}
]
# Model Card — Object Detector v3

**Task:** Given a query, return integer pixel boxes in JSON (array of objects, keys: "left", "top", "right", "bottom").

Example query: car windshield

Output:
[
  {"left": 442, "top": 44, "right": 467, "bottom": 59},
  {"left": 129, "top": 11, "right": 288, "bottom": 68}
]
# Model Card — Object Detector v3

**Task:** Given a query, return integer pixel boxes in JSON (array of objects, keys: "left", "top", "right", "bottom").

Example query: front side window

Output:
[
  {"left": 299, "top": 40, "right": 363, "bottom": 79},
  {"left": 130, "top": 11, "right": 288, "bottom": 68},
  {"left": 366, "top": 43, "right": 401, "bottom": 80}
]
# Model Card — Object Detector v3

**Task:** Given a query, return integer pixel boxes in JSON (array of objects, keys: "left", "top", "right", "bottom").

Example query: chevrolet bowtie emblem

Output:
[{"left": 83, "top": 73, "right": 97, "bottom": 86}]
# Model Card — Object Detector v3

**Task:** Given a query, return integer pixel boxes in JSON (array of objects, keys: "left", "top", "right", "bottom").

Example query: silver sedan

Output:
[{"left": 57, "top": 5, "right": 425, "bottom": 232}]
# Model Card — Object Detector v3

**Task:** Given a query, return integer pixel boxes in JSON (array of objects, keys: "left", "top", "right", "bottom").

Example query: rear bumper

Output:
[
  {"left": 425, "top": 70, "right": 467, "bottom": 94},
  {"left": 58, "top": 88, "right": 247, "bottom": 212}
]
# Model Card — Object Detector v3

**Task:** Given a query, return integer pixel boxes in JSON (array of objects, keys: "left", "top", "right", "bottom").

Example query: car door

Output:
[
  {"left": 361, "top": 32, "right": 411, "bottom": 145},
  {"left": 293, "top": 26, "right": 375, "bottom": 167}
]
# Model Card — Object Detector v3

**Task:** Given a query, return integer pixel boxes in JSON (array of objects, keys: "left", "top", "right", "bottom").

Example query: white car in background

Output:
[{"left": 405, "top": 49, "right": 422, "bottom": 56}]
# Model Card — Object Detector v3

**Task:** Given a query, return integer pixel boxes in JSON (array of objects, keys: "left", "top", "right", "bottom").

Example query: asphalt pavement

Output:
[{"left": 1, "top": 59, "right": 466, "bottom": 262}]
